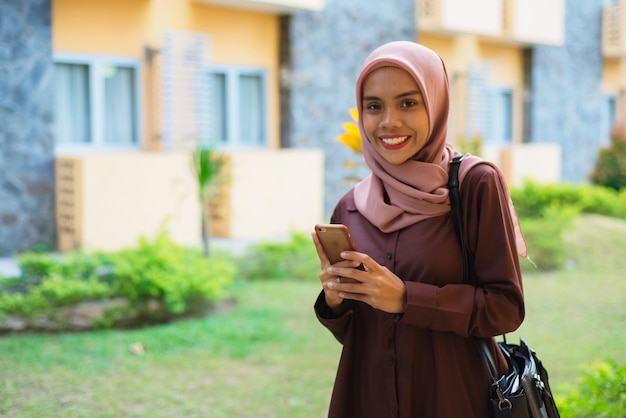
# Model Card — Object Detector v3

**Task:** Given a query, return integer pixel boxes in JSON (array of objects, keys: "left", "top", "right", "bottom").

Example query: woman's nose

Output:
[{"left": 381, "top": 108, "right": 402, "bottom": 128}]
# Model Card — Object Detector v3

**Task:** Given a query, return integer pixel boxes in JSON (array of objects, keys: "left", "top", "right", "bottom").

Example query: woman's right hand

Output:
[{"left": 311, "top": 232, "right": 360, "bottom": 312}]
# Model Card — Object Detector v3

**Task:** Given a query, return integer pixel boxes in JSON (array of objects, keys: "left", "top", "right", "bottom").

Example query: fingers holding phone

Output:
[
  {"left": 313, "top": 224, "right": 361, "bottom": 283},
  {"left": 312, "top": 225, "right": 357, "bottom": 310},
  {"left": 314, "top": 224, "right": 357, "bottom": 265}
]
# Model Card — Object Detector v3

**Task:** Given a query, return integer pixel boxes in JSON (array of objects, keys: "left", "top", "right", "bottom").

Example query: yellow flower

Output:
[
  {"left": 336, "top": 108, "right": 363, "bottom": 155},
  {"left": 349, "top": 108, "right": 359, "bottom": 122}
]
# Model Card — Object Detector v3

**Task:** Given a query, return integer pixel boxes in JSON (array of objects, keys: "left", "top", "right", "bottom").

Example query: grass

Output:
[
  {"left": 0, "top": 281, "right": 339, "bottom": 417},
  {"left": 508, "top": 214, "right": 626, "bottom": 385},
  {"left": 1, "top": 214, "right": 625, "bottom": 417}
]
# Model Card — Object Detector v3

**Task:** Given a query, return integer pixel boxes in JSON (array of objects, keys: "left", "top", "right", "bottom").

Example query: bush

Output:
[
  {"left": 510, "top": 181, "right": 626, "bottom": 271},
  {"left": 110, "top": 232, "right": 235, "bottom": 315},
  {"left": 0, "top": 232, "right": 236, "bottom": 328},
  {"left": 556, "top": 360, "right": 626, "bottom": 417},
  {"left": 237, "top": 232, "right": 319, "bottom": 281},
  {"left": 518, "top": 205, "right": 576, "bottom": 271},
  {"left": 591, "top": 124, "right": 626, "bottom": 191},
  {"left": 510, "top": 181, "right": 625, "bottom": 220}
]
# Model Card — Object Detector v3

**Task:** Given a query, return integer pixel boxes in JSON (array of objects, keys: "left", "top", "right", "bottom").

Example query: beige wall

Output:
[
  {"left": 56, "top": 152, "right": 201, "bottom": 252},
  {"left": 55, "top": 149, "right": 324, "bottom": 251},
  {"left": 226, "top": 149, "right": 325, "bottom": 239}
]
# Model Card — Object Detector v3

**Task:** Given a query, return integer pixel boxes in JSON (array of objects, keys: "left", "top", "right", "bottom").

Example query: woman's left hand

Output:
[{"left": 326, "top": 251, "right": 407, "bottom": 314}]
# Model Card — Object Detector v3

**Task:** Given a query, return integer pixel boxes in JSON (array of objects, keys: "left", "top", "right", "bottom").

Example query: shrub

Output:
[
  {"left": 110, "top": 232, "right": 235, "bottom": 315},
  {"left": 0, "top": 232, "right": 236, "bottom": 328},
  {"left": 511, "top": 180, "right": 626, "bottom": 221},
  {"left": 510, "top": 181, "right": 626, "bottom": 271},
  {"left": 518, "top": 205, "right": 577, "bottom": 271},
  {"left": 13, "top": 251, "right": 116, "bottom": 290},
  {"left": 556, "top": 360, "right": 626, "bottom": 417},
  {"left": 14, "top": 252, "right": 61, "bottom": 289},
  {"left": 591, "top": 124, "right": 626, "bottom": 191},
  {"left": 32, "top": 274, "right": 113, "bottom": 307},
  {"left": 237, "top": 231, "right": 319, "bottom": 281}
]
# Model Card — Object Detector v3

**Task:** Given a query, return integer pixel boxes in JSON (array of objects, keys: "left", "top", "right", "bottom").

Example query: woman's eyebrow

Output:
[
  {"left": 396, "top": 90, "right": 422, "bottom": 99},
  {"left": 362, "top": 90, "right": 422, "bottom": 101}
]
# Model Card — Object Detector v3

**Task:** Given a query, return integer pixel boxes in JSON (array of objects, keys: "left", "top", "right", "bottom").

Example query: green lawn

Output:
[
  {"left": 0, "top": 280, "right": 339, "bottom": 418},
  {"left": 509, "top": 214, "right": 626, "bottom": 384},
  {"left": 0, "top": 214, "right": 625, "bottom": 417}
]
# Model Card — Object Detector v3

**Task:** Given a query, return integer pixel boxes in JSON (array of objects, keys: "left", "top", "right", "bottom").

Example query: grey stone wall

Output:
[
  {"left": 530, "top": 0, "right": 604, "bottom": 183},
  {"left": 0, "top": 0, "right": 55, "bottom": 255},
  {"left": 288, "top": 0, "right": 416, "bottom": 217}
]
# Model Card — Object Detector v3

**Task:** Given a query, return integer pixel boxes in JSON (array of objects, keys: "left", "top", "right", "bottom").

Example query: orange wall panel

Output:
[
  {"left": 53, "top": 0, "right": 152, "bottom": 56},
  {"left": 190, "top": 5, "right": 278, "bottom": 66}
]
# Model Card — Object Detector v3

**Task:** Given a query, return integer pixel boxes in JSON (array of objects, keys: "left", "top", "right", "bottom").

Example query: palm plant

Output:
[{"left": 191, "top": 145, "right": 228, "bottom": 257}]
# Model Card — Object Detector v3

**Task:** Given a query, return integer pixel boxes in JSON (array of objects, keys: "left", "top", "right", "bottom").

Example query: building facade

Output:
[
  {"left": 288, "top": 0, "right": 625, "bottom": 215},
  {"left": 1, "top": 0, "right": 625, "bottom": 255},
  {"left": 0, "top": 0, "right": 326, "bottom": 255}
]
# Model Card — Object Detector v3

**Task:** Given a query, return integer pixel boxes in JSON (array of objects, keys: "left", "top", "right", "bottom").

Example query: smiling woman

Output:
[
  {"left": 361, "top": 66, "right": 430, "bottom": 166},
  {"left": 311, "top": 41, "right": 527, "bottom": 418}
]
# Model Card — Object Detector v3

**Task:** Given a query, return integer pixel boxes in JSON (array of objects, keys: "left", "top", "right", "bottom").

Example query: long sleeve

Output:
[
  {"left": 314, "top": 291, "right": 354, "bottom": 344},
  {"left": 398, "top": 165, "right": 525, "bottom": 337}
]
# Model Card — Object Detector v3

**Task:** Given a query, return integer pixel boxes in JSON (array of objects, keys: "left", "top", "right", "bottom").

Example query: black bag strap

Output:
[
  {"left": 448, "top": 158, "right": 560, "bottom": 417},
  {"left": 448, "top": 154, "right": 471, "bottom": 285},
  {"left": 448, "top": 155, "right": 500, "bottom": 383}
]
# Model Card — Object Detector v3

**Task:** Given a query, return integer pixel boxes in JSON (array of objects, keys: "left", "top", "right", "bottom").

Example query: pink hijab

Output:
[{"left": 352, "top": 41, "right": 527, "bottom": 257}]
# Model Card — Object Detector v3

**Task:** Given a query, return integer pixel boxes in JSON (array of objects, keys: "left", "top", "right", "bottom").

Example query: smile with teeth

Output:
[{"left": 381, "top": 136, "right": 408, "bottom": 145}]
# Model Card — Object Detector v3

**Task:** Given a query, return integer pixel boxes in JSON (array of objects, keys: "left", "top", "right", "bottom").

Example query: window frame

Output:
[
  {"left": 602, "top": 94, "right": 617, "bottom": 146},
  {"left": 53, "top": 52, "right": 143, "bottom": 152},
  {"left": 203, "top": 64, "right": 268, "bottom": 149},
  {"left": 485, "top": 86, "right": 514, "bottom": 145}
]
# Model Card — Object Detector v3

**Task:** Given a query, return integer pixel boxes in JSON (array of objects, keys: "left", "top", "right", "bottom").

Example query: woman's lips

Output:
[{"left": 380, "top": 135, "right": 409, "bottom": 148}]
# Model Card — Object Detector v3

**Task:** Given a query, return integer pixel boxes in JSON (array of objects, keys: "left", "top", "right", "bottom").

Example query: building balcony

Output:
[
  {"left": 501, "top": 0, "right": 564, "bottom": 46},
  {"left": 417, "top": 0, "right": 565, "bottom": 46},
  {"left": 193, "top": 0, "right": 325, "bottom": 13},
  {"left": 418, "top": 0, "right": 504, "bottom": 37},
  {"left": 603, "top": 0, "right": 626, "bottom": 57}
]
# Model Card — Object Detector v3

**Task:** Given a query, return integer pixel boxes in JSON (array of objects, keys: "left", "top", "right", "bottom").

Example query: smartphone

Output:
[{"left": 315, "top": 224, "right": 357, "bottom": 265}]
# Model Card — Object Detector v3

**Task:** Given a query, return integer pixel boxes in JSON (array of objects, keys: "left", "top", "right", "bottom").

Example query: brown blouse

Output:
[{"left": 315, "top": 164, "right": 525, "bottom": 418}]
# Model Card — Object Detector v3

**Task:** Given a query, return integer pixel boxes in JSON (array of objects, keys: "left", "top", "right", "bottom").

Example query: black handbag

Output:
[{"left": 448, "top": 155, "right": 560, "bottom": 418}]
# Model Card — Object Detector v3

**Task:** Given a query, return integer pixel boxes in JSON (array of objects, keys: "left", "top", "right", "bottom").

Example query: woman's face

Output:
[{"left": 361, "top": 66, "right": 430, "bottom": 165}]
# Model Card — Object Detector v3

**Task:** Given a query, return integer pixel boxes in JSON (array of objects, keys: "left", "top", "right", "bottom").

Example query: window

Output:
[
  {"left": 486, "top": 87, "right": 514, "bottom": 144},
  {"left": 204, "top": 66, "right": 267, "bottom": 147},
  {"left": 54, "top": 54, "right": 141, "bottom": 148},
  {"left": 465, "top": 62, "right": 514, "bottom": 145},
  {"left": 601, "top": 95, "right": 616, "bottom": 146}
]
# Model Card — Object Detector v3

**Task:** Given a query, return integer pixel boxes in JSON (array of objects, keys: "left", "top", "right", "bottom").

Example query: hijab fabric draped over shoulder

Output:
[{"left": 352, "top": 41, "right": 527, "bottom": 257}]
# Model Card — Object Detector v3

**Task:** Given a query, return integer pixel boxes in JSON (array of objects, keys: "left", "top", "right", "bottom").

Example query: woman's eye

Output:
[
  {"left": 365, "top": 103, "right": 381, "bottom": 111},
  {"left": 401, "top": 100, "right": 417, "bottom": 108}
]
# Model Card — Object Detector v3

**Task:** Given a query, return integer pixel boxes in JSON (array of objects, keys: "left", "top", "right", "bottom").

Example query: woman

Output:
[{"left": 312, "top": 41, "right": 526, "bottom": 417}]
